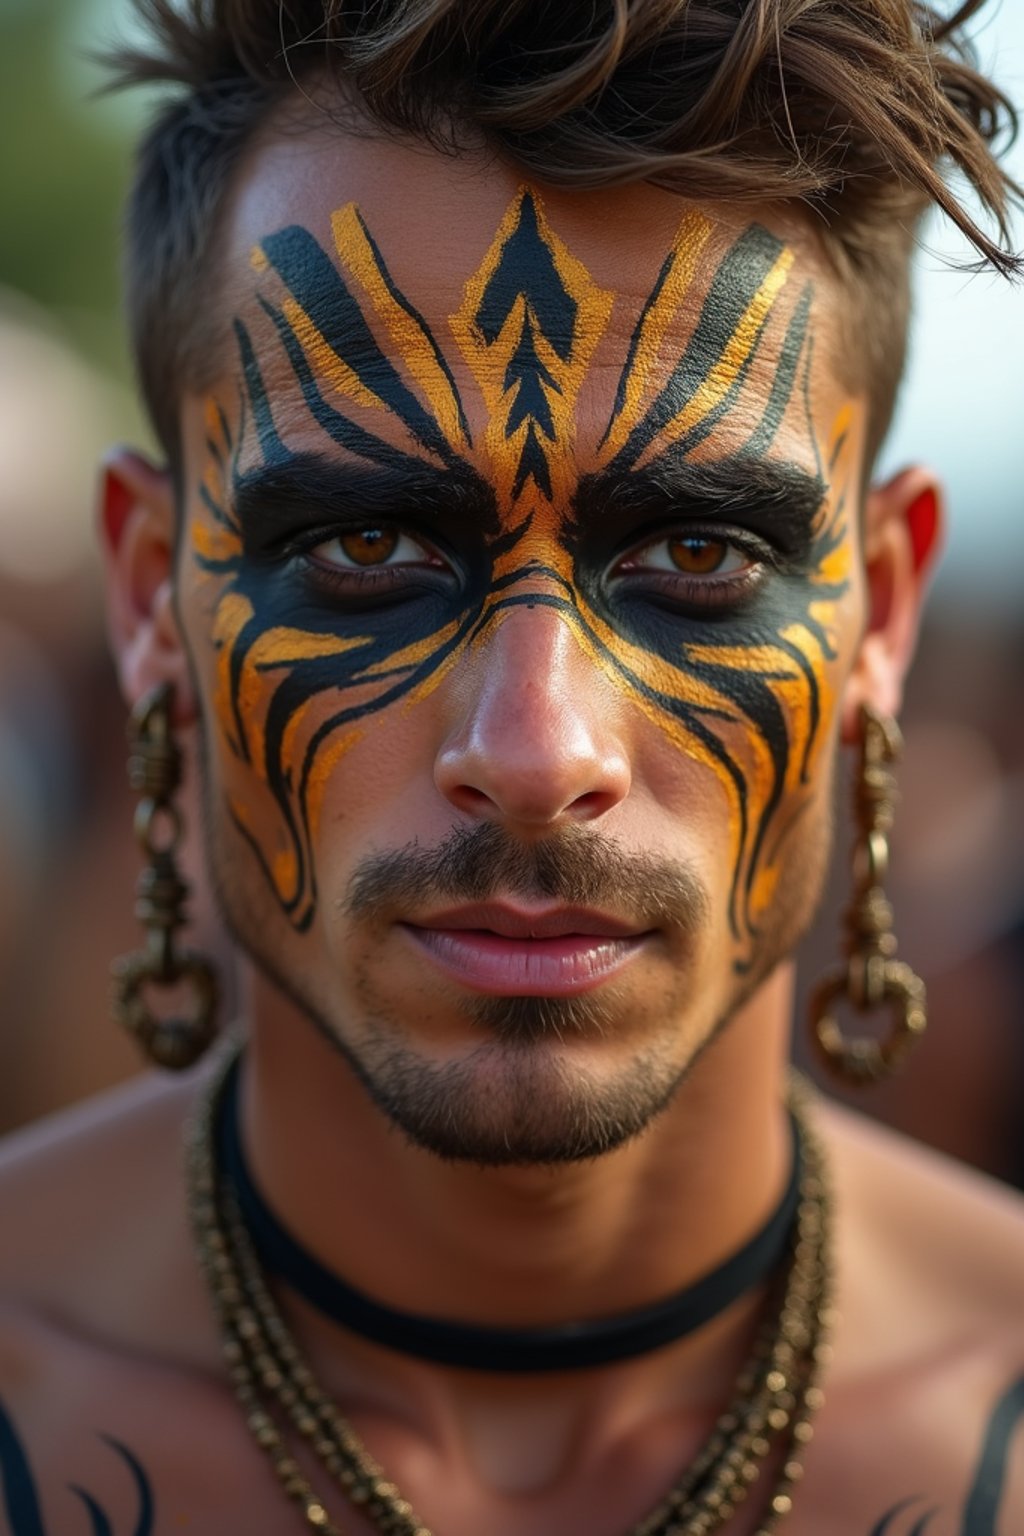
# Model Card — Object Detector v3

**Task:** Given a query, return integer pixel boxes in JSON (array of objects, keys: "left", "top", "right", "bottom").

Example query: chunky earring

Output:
[
  {"left": 111, "top": 683, "right": 219, "bottom": 1070},
  {"left": 809, "top": 703, "right": 927, "bottom": 1086}
]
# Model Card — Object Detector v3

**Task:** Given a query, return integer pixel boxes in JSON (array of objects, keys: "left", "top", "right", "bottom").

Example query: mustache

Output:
[{"left": 343, "top": 821, "right": 709, "bottom": 933}]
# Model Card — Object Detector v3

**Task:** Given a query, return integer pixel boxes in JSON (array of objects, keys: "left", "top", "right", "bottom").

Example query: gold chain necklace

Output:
[{"left": 187, "top": 1043, "right": 835, "bottom": 1536}]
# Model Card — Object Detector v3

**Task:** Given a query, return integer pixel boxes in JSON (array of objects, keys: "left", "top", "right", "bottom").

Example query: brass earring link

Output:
[
  {"left": 810, "top": 705, "right": 927, "bottom": 1086},
  {"left": 112, "top": 683, "right": 219, "bottom": 1070}
]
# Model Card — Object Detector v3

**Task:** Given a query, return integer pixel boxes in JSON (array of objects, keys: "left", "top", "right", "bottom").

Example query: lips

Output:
[{"left": 401, "top": 903, "right": 652, "bottom": 995}]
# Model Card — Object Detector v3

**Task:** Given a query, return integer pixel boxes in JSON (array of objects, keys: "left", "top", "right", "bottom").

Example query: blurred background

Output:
[{"left": 0, "top": 0, "right": 1021, "bottom": 1189}]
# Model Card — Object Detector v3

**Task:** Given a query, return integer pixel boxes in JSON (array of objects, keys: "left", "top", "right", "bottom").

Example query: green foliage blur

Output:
[{"left": 0, "top": 0, "right": 148, "bottom": 386}]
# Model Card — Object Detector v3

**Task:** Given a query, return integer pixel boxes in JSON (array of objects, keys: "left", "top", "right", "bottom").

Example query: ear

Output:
[
  {"left": 840, "top": 466, "right": 943, "bottom": 741},
  {"left": 98, "top": 446, "right": 196, "bottom": 724}
]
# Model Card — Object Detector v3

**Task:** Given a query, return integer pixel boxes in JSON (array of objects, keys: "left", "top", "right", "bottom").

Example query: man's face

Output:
[{"left": 176, "top": 126, "right": 867, "bottom": 1162}]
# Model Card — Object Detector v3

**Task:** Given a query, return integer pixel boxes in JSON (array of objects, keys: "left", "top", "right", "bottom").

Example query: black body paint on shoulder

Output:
[
  {"left": 0, "top": 1396, "right": 154, "bottom": 1535},
  {"left": 870, "top": 1376, "right": 1024, "bottom": 1535}
]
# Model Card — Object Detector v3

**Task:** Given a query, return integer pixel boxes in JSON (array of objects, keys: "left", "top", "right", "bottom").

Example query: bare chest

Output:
[{"left": 3, "top": 1347, "right": 1022, "bottom": 1536}]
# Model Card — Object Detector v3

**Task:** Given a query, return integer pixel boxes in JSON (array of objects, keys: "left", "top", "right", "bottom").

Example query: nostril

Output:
[
  {"left": 569, "top": 790, "right": 617, "bottom": 820},
  {"left": 447, "top": 784, "right": 495, "bottom": 816}
]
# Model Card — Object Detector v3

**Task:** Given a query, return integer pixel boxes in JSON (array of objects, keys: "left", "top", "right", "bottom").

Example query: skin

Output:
[{"left": 0, "top": 120, "right": 1021, "bottom": 1535}]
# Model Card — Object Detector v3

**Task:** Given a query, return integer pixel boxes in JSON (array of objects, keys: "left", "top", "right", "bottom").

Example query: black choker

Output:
[{"left": 215, "top": 1056, "right": 802, "bottom": 1374}]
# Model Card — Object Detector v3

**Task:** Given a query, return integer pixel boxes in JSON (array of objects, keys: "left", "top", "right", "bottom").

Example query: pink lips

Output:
[{"left": 402, "top": 903, "right": 651, "bottom": 995}]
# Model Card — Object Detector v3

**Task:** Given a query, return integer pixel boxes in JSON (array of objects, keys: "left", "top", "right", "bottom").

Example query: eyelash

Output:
[{"left": 610, "top": 526, "right": 776, "bottom": 611}]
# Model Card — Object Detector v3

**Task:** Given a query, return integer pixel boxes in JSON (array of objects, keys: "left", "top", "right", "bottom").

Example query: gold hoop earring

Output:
[
  {"left": 111, "top": 683, "right": 219, "bottom": 1070},
  {"left": 809, "top": 703, "right": 927, "bottom": 1086}
]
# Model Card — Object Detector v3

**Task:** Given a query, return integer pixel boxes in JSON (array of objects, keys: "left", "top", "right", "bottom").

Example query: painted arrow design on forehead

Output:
[{"left": 193, "top": 188, "right": 850, "bottom": 950}]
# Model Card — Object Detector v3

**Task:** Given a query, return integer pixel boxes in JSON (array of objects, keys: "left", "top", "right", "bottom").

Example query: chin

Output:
[{"left": 324, "top": 1011, "right": 696, "bottom": 1166}]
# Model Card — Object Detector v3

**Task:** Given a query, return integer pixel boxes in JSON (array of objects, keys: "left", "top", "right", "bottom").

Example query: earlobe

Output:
[
  {"left": 98, "top": 447, "right": 196, "bottom": 723},
  {"left": 840, "top": 466, "right": 944, "bottom": 741}
]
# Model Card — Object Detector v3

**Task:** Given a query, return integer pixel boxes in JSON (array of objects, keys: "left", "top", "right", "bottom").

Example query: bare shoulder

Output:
[
  {"left": 0, "top": 1067, "right": 217, "bottom": 1371},
  {"left": 822, "top": 1095, "right": 1024, "bottom": 1300},
  {"left": 818, "top": 1093, "right": 1024, "bottom": 1385}
]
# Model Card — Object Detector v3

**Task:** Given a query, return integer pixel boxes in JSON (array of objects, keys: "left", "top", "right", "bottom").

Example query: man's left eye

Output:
[
  {"left": 308, "top": 527, "right": 438, "bottom": 570},
  {"left": 617, "top": 533, "right": 753, "bottom": 578}
]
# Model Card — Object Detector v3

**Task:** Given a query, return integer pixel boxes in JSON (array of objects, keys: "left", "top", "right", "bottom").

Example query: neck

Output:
[
  {"left": 231, "top": 967, "right": 797, "bottom": 1497},
  {"left": 241, "top": 966, "right": 794, "bottom": 1338}
]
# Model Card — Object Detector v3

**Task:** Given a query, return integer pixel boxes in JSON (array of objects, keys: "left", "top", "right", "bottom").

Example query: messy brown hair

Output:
[{"left": 108, "top": 0, "right": 1020, "bottom": 471}]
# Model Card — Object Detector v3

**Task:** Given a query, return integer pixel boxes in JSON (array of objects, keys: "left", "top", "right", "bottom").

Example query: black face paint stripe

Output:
[
  {"left": 255, "top": 297, "right": 433, "bottom": 476},
  {"left": 198, "top": 483, "right": 234, "bottom": 529},
  {"left": 740, "top": 283, "right": 814, "bottom": 462},
  {"left": 471, "top": 191, "right": 583, "bottom": 499},
  {"left": 608, "top": 225, "right": 789, "bottom": 473},
  {"left": 229, "top": 800, "right": 314, "bottom": 931},
  {"left": 598, "top": 243, "right": 679, "bottom": 452},
  {"left": 475, "top": 192, "right": 578, "bottom": 359},
  {"left": 801, "top": 329, "right": 827, "bottom": 484},
  {"left": 352, "top": 207, "right": 474, "bottom": 449},
  {"left": 233, "top": 319, "right": 286, "bottom": 465},
  {"left": 261, "top": 225, "right": 464, "bottom": 468}
]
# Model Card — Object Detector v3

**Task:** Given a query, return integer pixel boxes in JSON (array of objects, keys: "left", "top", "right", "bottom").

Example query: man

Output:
[{"left": 1, "top": 1, "right": 1022, "bottom": 1531}]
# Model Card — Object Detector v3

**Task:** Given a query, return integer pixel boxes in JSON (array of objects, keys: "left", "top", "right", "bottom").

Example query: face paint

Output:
[{"left": 192, "top": 188, "right": 854, "bottom": 961}]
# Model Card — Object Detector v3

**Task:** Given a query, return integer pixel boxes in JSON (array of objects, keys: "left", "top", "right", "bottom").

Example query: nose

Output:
[{"left": 435, "top": 604, "right": 632, "bottom": 829}]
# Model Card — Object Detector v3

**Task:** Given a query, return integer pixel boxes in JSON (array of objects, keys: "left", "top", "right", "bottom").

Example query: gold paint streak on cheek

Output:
[
  {"left": 306, "top": 729, "right": 364, "bottom": 838},
  {"left": 281, "top": 697, "right": 314, "bottom": 783},
  {"left": 251, "top": 246, "right": 269, "bottom": 273},
  {"left": 281, "top": 297, "right": 384, "bottom": 413},
  {"left": 234, "top": 626, "right": 375, "bottom": 780},
  {"left": 203, "top": 396, "right": 231, "bottom": 460},
  {"left": 191, "top": 521, "right": 240, "bottom": 565},
  {"left": 332, "top": 203, "right": 467, "bottom": 455},
  {"left": 237, "top": 661, "right": 268, "bottom": 777},
  {"left": 211, "top": 592, "right": 255, "bottom": 753},
  {"left": 749, "top": 862, "right": 780, "bottom": 921},
  {"left": 599, "top": 209, "right": 714, "bottom": 461},
  {"left": 227, "top": 793, "right": 300, "bottom": 905},
  {"left": 829, "top": 402, "right": 854, "bottom": 459},
  {"left": 817, "top": 544, "right": 851, "bottom": 586},
  {"left": 272, "top": 848, "right": 299, "bottom": 903},
  {"left": 248, "top": 628, "right": 373, "bottom": 666},
  {"left": 356, "top": 618, "right": 464, "bottom": 680},
  {"left": 774, "top": 622, "right": 827, "bottom": 786},
  {"left": 203, "top": 397, "right": 221, "bottom": 436},
  {"left": 638, "top": 249, "right": 796, "bottom": 467},
  {"left": 201, "top": 458, "right": 225, "bottom": 505}
]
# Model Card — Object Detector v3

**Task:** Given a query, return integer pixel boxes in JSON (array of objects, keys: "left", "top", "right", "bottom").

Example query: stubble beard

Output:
[{"left": 198, "top": 739, "right": 836, "bottom": 1168}]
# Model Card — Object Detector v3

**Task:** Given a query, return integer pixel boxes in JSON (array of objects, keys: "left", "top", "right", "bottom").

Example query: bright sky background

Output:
[
  {"left": 876, "top": 4, "right": 1024, "bottom": 613},
  {"left": 65, "top": 0, "right": 1024, "bottom": 611}
]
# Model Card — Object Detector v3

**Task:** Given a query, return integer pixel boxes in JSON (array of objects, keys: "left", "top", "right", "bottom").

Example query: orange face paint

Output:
[{"left": 193, "top": 189, "right": 855, "bottom": 953}]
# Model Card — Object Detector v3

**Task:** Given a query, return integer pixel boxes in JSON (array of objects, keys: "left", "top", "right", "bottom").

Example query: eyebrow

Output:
[
  {"left": 231, "top": 452, "right": 499, "bottom": 554},
  {"left": 574, "top": 453, "right": 829, "bottom": 554}
]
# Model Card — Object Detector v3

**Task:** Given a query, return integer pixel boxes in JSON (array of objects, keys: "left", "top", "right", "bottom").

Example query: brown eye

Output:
[
  {"left": 668, "top": 536, "right": 728, "bottom": 575},
  {"left": 339, "top": 528, "right": 398, "bottom": 566},
  {"left": 307, "top": 526, "right": 438, "bottom": 573}
]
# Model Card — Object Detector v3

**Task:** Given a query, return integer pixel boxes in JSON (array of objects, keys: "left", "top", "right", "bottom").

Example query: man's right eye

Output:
[{"left": 307, "top": 527, "right": 441, "bottom": 571}]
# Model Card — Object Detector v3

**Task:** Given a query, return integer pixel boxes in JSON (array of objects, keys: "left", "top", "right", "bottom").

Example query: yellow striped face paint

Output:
[{"left": 191, "top": 187, "right": 858, "bottom": 955}]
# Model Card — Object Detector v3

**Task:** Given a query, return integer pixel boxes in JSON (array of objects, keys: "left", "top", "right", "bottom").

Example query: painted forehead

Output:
[{"left": 222, "top": 185, "right": 841, "bottom": 499}]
